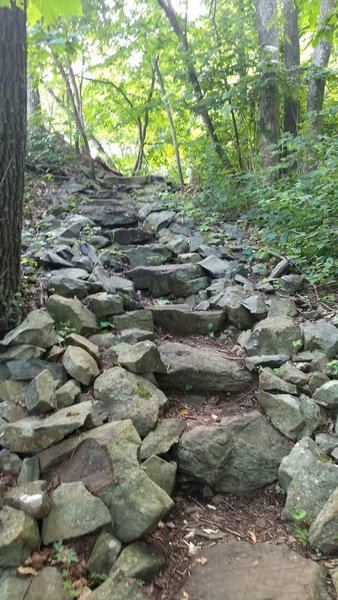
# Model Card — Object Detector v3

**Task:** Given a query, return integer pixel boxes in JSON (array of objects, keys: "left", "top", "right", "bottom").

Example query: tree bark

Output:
[
  {"left": 307, "top": 0, "right": 335, "bottom": 135},
  {"left": 132, "top": 69, "right": 156, "bottom": 175},
  {"left": 283, "top": 0, "right": 300, "bottom": 136},
  {"left": 254, "top": 0, "right": 279, "bottom": 169},
  {"left": 157, "top": 0, "right": 232, "bottom": 170},
  {"left": 153, "top": 56, "right": 185, "bottom": 186},
  {"left": 0, "top": 1, "right": 27, "bottom": 336}
]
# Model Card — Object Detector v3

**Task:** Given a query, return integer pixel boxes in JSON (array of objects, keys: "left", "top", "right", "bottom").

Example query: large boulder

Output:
[
  {"left": 243, "top": 317, "right": 302, "bottom": 356},
  {"left": 210, "top": 285, "right": 254, "bottom": 329},
  {"left": 301, "top": 319, "right": 338, "bottom": 358},
  {"left": 127, "top": 264, "right": 209, "bottom": 297},
  {"left": 0, "top": 401, "right": 97, "bottom": 454},
  {"left": 278, "top": 437, "right": 338, "bottom": 525},
  {"left": 256, "top": 391, "right": 326, "bottom": 441},
  {"left": 94, "top": 367, "right": 168, "bottom": 437},
  {"left": 0, "top": 506, "right": 40, "bottom": 567},
  {"left": 62, "top": 345, "right": 100, "bottom": 385},
  {"left": 150, "top": 304, "right": 224, "bottom": 335},
  {"left": 308, "top": 487, "right": 338, "bottom": 553},
  {"left": 157, "top": 342, "right": 252, "bottom": 393},
  {"left": 0, "top": 310, "right": 58, "bottom": 349},
  {"left": 46, "top": 294, "right": 97, "bottom": 335},
  {"left": 42, "top": 481, "right": 111, "bottom": 544},
  {"left": 177, "top": 411, "right": 291, "bottom": 492},
  {"left": 179, "top": 541, "right": 331, "bottom": 600}
]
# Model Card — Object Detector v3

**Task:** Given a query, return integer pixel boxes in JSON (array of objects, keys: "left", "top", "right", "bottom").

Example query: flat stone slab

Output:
[
  {"left": 127, "top": 264, "right": 209, "bottom": 297},
  {"left": 179, "top": 541, "right": 330, "bottom": 600},
  {"left": 157, "top": 342, "right": 252, "bottom": 393},
  {"left": 150, "top": 305, "right": 225, "bottom": 335}
]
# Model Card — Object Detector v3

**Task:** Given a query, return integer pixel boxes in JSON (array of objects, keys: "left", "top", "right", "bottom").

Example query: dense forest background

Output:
[{"left": 26, "top": 0, "right": 337, "bottom": 283}]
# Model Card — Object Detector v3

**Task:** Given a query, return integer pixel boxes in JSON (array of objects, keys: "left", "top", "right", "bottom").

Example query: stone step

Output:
[{"left": 150, "top": 304, "right": 225, "bottom": 335}]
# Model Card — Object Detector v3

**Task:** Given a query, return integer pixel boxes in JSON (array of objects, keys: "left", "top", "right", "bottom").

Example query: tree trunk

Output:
[
  {"left": 132, "top": 70, "right": 156, "bottom": 175},
  {"left": 283, "top": 0, "right": 300, "bottom": 136},
  {"left": 157, "top": 0, "right": 232, "bottom": 170},
  {"left": 307, "top": 0, "right": 335, "bottom": 135},
  {"left": 0, "top": 1, "right": 27, "bottom": 336},
  {"left": 254, "top": 0, "right": 279, "bottom": 169},
  {"left": 153, "top": 56, "right": 185, "bottom": 186}
]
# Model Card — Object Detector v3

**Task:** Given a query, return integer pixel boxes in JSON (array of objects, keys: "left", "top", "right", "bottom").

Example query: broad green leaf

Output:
[{"left": 28, "top": 0, "right": 82, "bottom": 24}]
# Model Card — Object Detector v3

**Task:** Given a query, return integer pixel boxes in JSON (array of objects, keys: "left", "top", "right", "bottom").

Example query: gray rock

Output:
[
  {"left": 179, "top": 541, "right": 331, "bottom": 600},
  {"left": 198, "top": 256, "right": 234, "bottom": 279},
  {"left": 24, "top": 369, "right": 56, "bottom": 414},
  {"left": 64, "top": 333, "right": 99, "bottom": 359},
  {"left": 0, "top": 380, "right": 25, "bottom": 404},
  {"left": 309, "top": 487, "right": 338, "bottom": 553},
  {"left": 88, "top": 530, "right": 122, "bottom": 574},
  {"left": 278, "top": 437, "right": 338, "bottom": 524},
  {"left": 116, "top": 341, "right": 165, "bottom": 374},
  {"left": 97, "top": 421, "right": 174, "bottom": 542},
  {"left": 47, "top": 294, "right": 97, "bottom": 335},
  {"left": 0, "top": 344, "right": 45, "bottom": 363},
  {"left": 150, "top": 304, "right": 224, "bottom": 335},
  {"left": 18, "top": 457, "right": 40, "bottom": 484},
  {"left": 125, "top": 244, "right": 172, "bottom": 268},
  {"left": 144, "top": 209, "right": 176, "bottom": 231},
  {"left": 55, "top": 380, "right": 81, "bottom": 408},
  {"left": 140, "top": 418, "right": 186, "bottom": 459},
  {"left": 86, "top": 292, "right": 124, "bottom": 316},
  {"left": 4, "top": 481, "right": 51, "bottom": 519},
  {"left": 0, "top": 401, "right": 97, "bottom": 454},
  {"left": 301, "top": 319, "right": 338, "bottom": 358},
  {"left": 62, "top": 346, "right": 100, "bottom": 386},
  {"left": 6, "top": 358, "right": 66, "bottom": 385},
  {"left": 0, "top": 310, "right": 58, "bottom": 349},
  {"left": 47, "top": 275, "right": 91, "bottom": 299},
  {"left": 113, "top": 309, "right": 153, "bottom": 332},
  {"left": 0, "top": 506, "right": 40, "bottom": 567},
  {"left": 0, "top": 449, "right": 22, "bottom": 475},
  {"left": 259, "top": 367, "right": 297, "bottom": 394},
  {"left": 280, "top": 273, "right": 306, "bottom": 293},
  {"left": 279, "top": 361, "right": 309, "bottom": 386},
  {"left": 157, "top": 342, "right": 252, "bottom": 393},
  {"left": 244, "top": 318, "right": 302, "bottom": 356},
  {"left": 177, "top": 411, "right": 290, "bottom": 492},
  {"left": 89, "top": 266, "right": 134, "bottom": 297},
  {"left": 42, "top": 481, "right": 111, "bottom": 544},
  {"left": 245, "top": 354, "right": 289, "bottom": 371},
  {"left": 141, "top": 456, "right": 177, "bottom": 496},
  {"left": 268, "top": 297, "right": 298, "bottom": 318},
  {"left": 48, "top": 267, "right": 90, "bottom": 280},
  {"left": 256, "top": 391, "right": 326, "bottom": 441},
  {"left": 112, "top": 227, "right": 153, "bottom": 245},
  {"left": 92, "top": 329, "right": 153, "bottom": 348},
  {"left": 44, "top": 438, "right": 114, "bottom": 495},
  {"left": 127, "top": 264, "right": 209, "bottom": 298},
  {"left": 111, "top": 541, "right": 166, "bottom": 581},
  {"left": 308, "top": 372, "right": 330, "bottom": 393},
  {"left": 315, "top": 433, "right": 338, "bottom": 454},
  {"left": 313, "top": 381, "right": 338, "bottom": 410},
  {"left": 80, "top": 200, "right": 137, "bottom": 229},
  {"left": 210, "top": 286, "right": 254, "bottom": 329},
  {"left": 241, "top": 293, "right": 268, "bottom": 319},
  {"left": 24, "top": 566, "right": 71, "bottom": 600},
  {"left": 87, "top": 569, "right": 148, "bottom": 600},
  {"left": 94, "top": 367, "right": 167, "bottom": 437}
]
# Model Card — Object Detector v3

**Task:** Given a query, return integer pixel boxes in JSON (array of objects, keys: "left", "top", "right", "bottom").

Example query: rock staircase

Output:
[{"left": 1, "top": 175, "right": 338, "bottom": 599}]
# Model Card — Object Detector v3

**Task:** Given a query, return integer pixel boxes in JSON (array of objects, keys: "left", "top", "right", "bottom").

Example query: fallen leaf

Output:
[
  {"left": 181, "top": 592, "right": 190, "bottom": 599},
  {"left": 211, "top": 413, "right": 219, "bottom": 421},
  {"left": 196, "top": 557, "right": 208, "bottom": 566},
  {"left": 248, "top": 530, "right": 257, "bottom": 543},
  {"left": 178, "top": 409, "right": 189, "bottom": 417},
  {"left": 78, "top": 587, "right": 92, "bottom": 600},
  {"left": 207, "top": 504, "right": 217, "bottom": 511},
  {"left": 252, "top": 559, "right": 260, "bottom": 567},
  {"left": 188, "top": 542, "right": 198, "bottom": 556},
  {"left": 17, "top": 566, "right": 38, "bottom": 577}
]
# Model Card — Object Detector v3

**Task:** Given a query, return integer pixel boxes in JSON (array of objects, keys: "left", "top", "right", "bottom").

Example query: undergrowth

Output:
[{"left": 174, "top": 133, "right": 338, "bottom": 286}]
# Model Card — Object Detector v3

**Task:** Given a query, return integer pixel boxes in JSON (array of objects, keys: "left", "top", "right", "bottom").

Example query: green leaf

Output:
[
  {"left": 28, "top": 0, "right": 82, "bottom": 25},
  {"left": 290, "top": 508, "right": 307, "bottom": 521}
]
